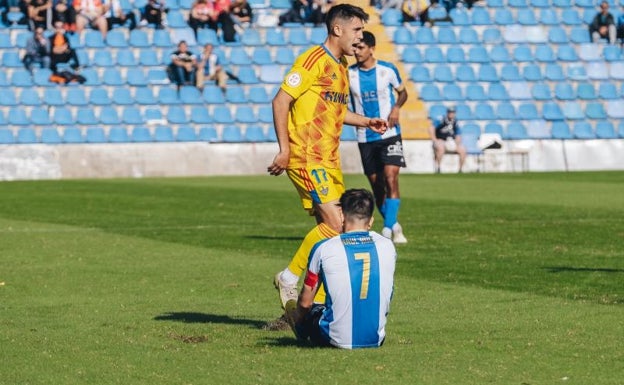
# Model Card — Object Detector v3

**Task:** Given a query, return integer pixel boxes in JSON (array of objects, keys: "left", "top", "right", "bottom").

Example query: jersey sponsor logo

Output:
[
  {"left": 362, "top": 90, "right": 378, "bottom": 103},
  {"left": 320, "top": 186, "right": 329, "bottom": 196},
  {"left": 387, "top": 141, "right": 404, "bottom": 157},
  {"left": 322, "top": 91, "right": 349, "bottom": 105},
  {"left": 286, "top": 72, "right": 302, "bottom": 87}
]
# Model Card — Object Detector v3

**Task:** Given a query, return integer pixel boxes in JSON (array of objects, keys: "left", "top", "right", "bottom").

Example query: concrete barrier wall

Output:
[{"left": 1, "top": 139, "right": 623, "bottom": 181}]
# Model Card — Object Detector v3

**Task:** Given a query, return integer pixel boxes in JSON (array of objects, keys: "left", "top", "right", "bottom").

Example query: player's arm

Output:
[
  {"left": 388, "top": 85, "right": 408, "bottom": 128},
  {"left": 293, "top": 271, "right": 319, "bottom": 323},
  {"left": 344, "top": 110, "right": 388, "bottom": 134},
  {"left": 267, "top": 89, "right": 293, "bottom": 176}
]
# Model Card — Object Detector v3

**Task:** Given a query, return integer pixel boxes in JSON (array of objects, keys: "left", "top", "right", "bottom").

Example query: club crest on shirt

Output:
[
  {"left": 320, "top": 186, "right": 329, "bottom": 196},
  {"left": 286, "top": 72, "right": 302, "bottom": 87}
]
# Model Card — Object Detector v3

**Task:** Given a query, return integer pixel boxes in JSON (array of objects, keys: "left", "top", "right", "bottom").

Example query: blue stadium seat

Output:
[
  {"left": 587, "top": 62, "right": 609, "bottom": 80},
  {"left": 561, "top": 9, "right": 582, "bottom": 25},
  {"left": 393, "top": 28, "right": 413, "bottom": 45},
  {"left": 545, "top": 63, "right": 565, "bottom": 81},
  {"left": 11, "top": 69, "right": 33, "bottom": 87},
  {"left": 226, "top": 86, "right": 247, "bottom": 103},
  {"left": 523, "top": 64, "right": 544, "bottom": 81},
  {"left": 62, "top": 127, "right": 84, "bottom": 143},
  {"left": 526, "top": 120, "right": 551, "bottom": 139},
  {"left": 424, "top": 46, "right": 445, "bottom": 63},
  {"left": 222, "top": 125, "right": 243, "bottom": 142},
  {"left": 433, "top": 65, "right": 454, "bottom": 82},
  {"left": 139, "top": 49, "right": 161, "bottom": 66},
  {"left": 17, "top": 127, "right": 38, "bottom": 143},
  {"left": 539, "top": 8, "right": 559, "bottom": 25},
  {"left": 598, "top": 82, "right": 618, "bottom": 99},
  {"left": 81, "top": 68, "right": 101, "bottom": 86},
  {"left": 534, "top": 45, "right": 555, "bottom": 62},
  {"left": 505, "top": 121, "right": 529, "bottom": 140},
  {"left": 410, "top": 66, "right": 431, "bottom": 82},
  {"left": 500, "top": 64, "right": 522, "bottom": 81},
  {"left": 198, "top": 28, "right": 220, "bottom": 45},
  {"left": 259, "top": 65, "right": 284, "bottom": 84},
  {"left": 446, "top": 47, "right": 466, "bottom": 63},
  {"left": 471, "top": 6, "right": 492, "bottom": 25},
  {"left": 484, "top": 122, "right": 504, "bottom": 137},
  {"left": 76, "top": 108, "right": 99, "bottom": 125},
  {"left": 553, "top": 0, "right": 571, "bottom": 7},
  {"left": 489, "top": 46, "right": 511, "bottom": 62},
  {"left": 98, "top": 106, "right": 121, "bottom": 125},
  {"left": 108, "top": 126, "right": 130, "bottom": 143},
  {"left": 102, "top": 68, "right": 124, "bottom": 86},
  {"left": 30, "top": 107, "right": 52, "bottom": 125},
  {"left": 455, "top": 65, "right": 476, "bottom": 82},
  {"left": 543, "top": 102, "right": 565, "bottom": 120},
  {"left": 0, "top": 89, "right": 17, "bottom": 106},
  {"left": 2, "top": 51, "right": 22, "bottom": 67},
  {"left": 607, "top": 101, "right": 624, "bottom": 118},
  {"left": 518, "top": 102, "right": 539, "bottom": 119},
  {"left": 252, "top": 47, "right": 273, "bottom": 65},
  {"left": 603, "top": 45, "right": 621, "bottom": 61},
  {"left": 450, "top": 7, "right": 470, "bottom": 25},
  {"left": 287, "top": 28, "right": 309, "bottom": 46},
  {"left": 235, "top": 106, "right": 257, "bottom": 123},
  {"left": 244, "top": 125, "right": 267, "bottom": 142},
  {"left": 213, "top": 106, "right": 234, "bottom": 124},
  {"left": 428, "top": 104, "right": 447, "bottom": 120},
  {"left": 0, "top": 31, "right": 11, "bottom": 48},
  {"left": 130, "top": 126, "right": 152, "bottom": 142},
  {"left": 595, "top": 121, "right": 616, "bottom": 139},
  {"left": 578, "top": 43, "right": 601, "bottom": 61},
  {"left": 310, "top": 27, "right": 327, "bottom": 44},
  {"left": 585, "top": 103, "right": 606, "bottom": 120},
  {"left": 19, "top": 89, "right": 41, "bottom": 106},
  {"left": 443, "top": 84, "right": 463, "bottom": 101},
  {"left": 121, "top": 106, "right": 144, "bottom": 125},
  {"left": 458, "top": 27, "right": 479, "bottom": 43},
  {"left": 133, "top": 87, "right": 155, "bottom": 105},
  {"left": 265, "top": 29, "right": 286, "bottom": 46},
  {"left": 478, "top": 64, "right": 499, "bottom": 82},
  {"left": 482, "top": 27, "right": 502, "bottom": 44},
  {"left": 610, "top": 62, "right": 624, "bottom": 80},
  {"left": 237, "top": 66, "right": 259, "bottom": 84},
  {"left": 494, "top": 8, "right": 514, "bottom": 25},
  {"left": 85, "top": 127, "right": 106, "bottom": 143},
  {"left": 106, "top": 30, "right": 127, "bottom": 48},
  {"left": 468, "top": 46, "right": 489, "bottom": 63},
  {"left": 152, "top": 28, "right": 173, "bottom": 48},
  {"left": 144, "top": 108, "right": 164, "bottom": 123},
  {"left": 503, "top": 25, "right": 527, "bottom": 44},
  {"left": 203, "top": 85, "right": 226, "bottom": 104},
  {"left": 167, "top": 106, "right": 189, "bottom": 124},
  {"left": 89, "top": 88, "right": 112, "bottom": 106},
  {"left": 455, "top": 104, "right": 473, "bottom": 120},
  {"left": 437, "top": 28, "right": 457, "bottom": 44},
  {"left": 508, "top": 0, "right": 528, "bottom": 7},
  {"left": 513, "top": 45, "right": 534, "bottom": 62},
  {"left": 518, "top": 8, "right": 537, "bottom": 25},
  {"left": 112, "top": 88, "right": 134, "bottom": 105},
  {"left": 40, "top": 127, "right": 63, "bottom": 144},
  {"left": 176, "top": 125, "right": 197, "bottom": 142},
  {"left": 275, "top": 46, "right": 296, "bottom": 65},
  {"left": 466, "top": 84, "right": 487, "bottom": 101},
  {"left": 567, "top": 64, "right": 587, "bottom": 81},
  {"left": 248, "top": 86, "right": 269, "bottom": 104},
  {"left": 166, "top": 10, "right": 189, "bottom": 28},
  {"left": 551, "top": 121, "right": 573, "bottom": 139},
  {"left": 420, "top": 84, "right": 443, "bottom": 101},
  {"left": 125, "top": 68, "right": 147, "bottom": 87},
  {"left": 158, "top": 87, "right": 181, "bottom": 105},
  {"left": 42, "top": 88, "right": 63, "bottom": 106},
  {"left": 381, "top": 8, "right": 403, "bottom": 26},
  {"left": 555, "top": 83, "right": 575, "bottom": 100},
  {"left": 415, "top": 28, "right": 435, "bottom": 44},
  {"left": 257, "top": 106, "right": 273, "bottom": 124},
  {"left": 129, "top": 29, "right": 150, "bottom": 47},
  {"left": 402, "top": 47, "right": 423, "bottom": 63},
  {"left": 116, "top": 50, "right": 137, "bottom": 67},
  {"left": 474, "top": 103, "right": 496, "bottom": 120},
  {"left": 179, "top": 86, "right": 203, "bottom": 104},
  {"left": 53, "top": 107, "right": 75, "bottom": 125},
  {"left": 488, "top": 83, "right": 509, "bottom": 101},
  {"left": 576, "top": 83, "right": 596, "bottom": 100},
  {"left": 496, "top": 102, "right": 517, "bottom": 119},
  {"left": 197, "top": 126, "right": 217, "bottom": 142},
  {"left": 85, "top": 30, "right": 105, "bottom": 48},
  {"left": 531, "top": 83, "right": 551, "bottom": 100},
  {"left": 33, "top": 68, "right": 53, "bottom": 86},
  {"left": 190, "top": 106, "right": 212, "bottom": 124},
  {"left": 548, "top": 26, "right": 568, "bottom": 44},
  {"left": 154, "top": 126, "right": 175, "bottom": 142}
]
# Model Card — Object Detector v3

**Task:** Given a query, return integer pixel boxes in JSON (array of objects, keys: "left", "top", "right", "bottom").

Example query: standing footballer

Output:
[{"left": 349, "top": 31, "right": 408, "bottom": 244}]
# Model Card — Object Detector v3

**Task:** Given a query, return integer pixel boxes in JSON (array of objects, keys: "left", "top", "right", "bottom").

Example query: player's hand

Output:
[
  {"left": 368, "top": 118, "right": 388, "bottom": 134},
  {"left": 387, "top": 107, "right": 400, "bottom": 128},
  {"left": 267, "top": 152, "right": 289, "bottom": 176}
]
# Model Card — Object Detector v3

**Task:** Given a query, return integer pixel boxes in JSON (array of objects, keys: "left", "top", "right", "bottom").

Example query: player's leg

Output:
[
  {"left": 380, "top": 137, "right": 407, "bottom": 243},
  {"left": 456, "top": 141, "right": 467, "bottom": 173},
  {"left": 433, "top": 139, "right": 445, "bottom": 173}
]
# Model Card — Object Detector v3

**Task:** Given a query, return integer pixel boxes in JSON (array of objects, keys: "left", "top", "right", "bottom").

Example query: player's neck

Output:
[{"left": 359, "top": 57, "right": 376, "bottom": 70}]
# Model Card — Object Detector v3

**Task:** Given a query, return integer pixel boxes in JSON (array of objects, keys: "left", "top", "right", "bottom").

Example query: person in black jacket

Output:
[
  {"left": 49, "top": 20, "right": 80, "bottom": 73},
  {"left": 589, "top": 1, "right": 616, "bottom": 44}
]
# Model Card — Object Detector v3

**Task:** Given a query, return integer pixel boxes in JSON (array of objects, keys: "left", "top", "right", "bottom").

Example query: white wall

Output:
[{"left": 1, "top": 139, "right": 623, "bottom": 181}]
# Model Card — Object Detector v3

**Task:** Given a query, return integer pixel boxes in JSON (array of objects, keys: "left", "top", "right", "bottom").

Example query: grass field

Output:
[{"left": 1, "top": 171, "right": 623, "bottom": 385}]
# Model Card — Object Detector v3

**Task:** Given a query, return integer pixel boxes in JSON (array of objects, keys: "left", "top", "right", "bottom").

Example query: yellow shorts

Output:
[{"left": 287, "top": 167, "right": 345, "bottom": 213}]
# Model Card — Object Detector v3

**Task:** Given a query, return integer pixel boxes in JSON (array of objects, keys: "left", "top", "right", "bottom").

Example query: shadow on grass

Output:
[
  {"left": 154, "top": 312, "right": 267, "bottom": 329},
  {"left": 544, "top": 266, "right": 624, "bottom": 273},
  {"left": 257, "top": 336, "right": 302, "bottom": 347}
]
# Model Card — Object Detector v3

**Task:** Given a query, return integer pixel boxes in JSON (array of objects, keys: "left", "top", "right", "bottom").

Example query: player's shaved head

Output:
[
  {"left": 361, "top": 31, "right": 376, "bottom": 47},
  {"left": 339, "top": 189, "right": 375, "bottom": 222},
  {"left": 325, "top": 3, "right": 369, "bottom": 33}
]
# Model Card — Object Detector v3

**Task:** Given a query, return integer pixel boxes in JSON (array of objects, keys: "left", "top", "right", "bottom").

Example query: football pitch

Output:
[{"left": 1, "top": 171, "right": 623, "bottom": 384}]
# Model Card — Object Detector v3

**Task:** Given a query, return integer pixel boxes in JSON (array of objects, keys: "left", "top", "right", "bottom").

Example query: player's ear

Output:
[{"left": 331, "top": 23, "right": 341, "bottom": 37}]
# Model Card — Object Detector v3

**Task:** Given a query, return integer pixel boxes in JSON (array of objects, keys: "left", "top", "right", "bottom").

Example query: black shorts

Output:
[{"left": 358, "top": 135, "right": 407, "bottom": 176}]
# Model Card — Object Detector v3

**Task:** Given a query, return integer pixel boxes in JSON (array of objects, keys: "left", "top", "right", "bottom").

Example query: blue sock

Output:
[
  {"left": 380, "top": 201, "right": 387, "bottom": 219},
  {"left": 383, "top": 198, "right": 400, "bottom": 229}
]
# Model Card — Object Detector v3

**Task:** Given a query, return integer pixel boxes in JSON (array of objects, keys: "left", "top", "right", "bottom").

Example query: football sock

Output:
[
  {"left": 287, "top": 222, "right": 338, "bottom": 277},
  {"left": 383, "top": 198, "right": 400, "bottom": 229},
  {"left": 380, "top": 201, "right": 387, "bottom": 219}
]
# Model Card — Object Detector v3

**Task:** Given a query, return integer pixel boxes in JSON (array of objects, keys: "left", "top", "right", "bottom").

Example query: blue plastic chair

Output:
[
  {"left": 11, "top": 69, "right": 33, "bottom": 86},
  {"left": 455, "top": 65, "right": 476, "bottom": 82},
  {"left": 494, "top": 8, "right": 514, "bottom": 25},
  {"left": 506, "top": 121, "right": 529, "bottom": 140},
  {"left": 595, "top": 121, "right": 616, "bottom": 139},
  {"left": 203, "top": 85, "right": 226, "bottom": 104},
  {"left": 179, "top": 86, "right": 203, "bottom": 104},
  {"left": 540, "top": 8, "right": 560, "bottom": 25},
  {"left": 102, "top": 68, "right": 124, "bottom": 86},
  {"left": 158, "top": 87, "right": 181, "bottom": 105},
  {"left": 478, "top": 64, "right": 499, "bottom": 82},
  {"left": 411, "top": 66, "right": 432, "bottom": 82},
  {"left": 226, "top": 87, "right": 247, "bottom": 104},
  {"left": 257, "top": 106, "right": 274, "bottom": 124},
  {"left": 598, "top": 82, "right": 618, "bottom": 99},
  {"left": 112, "top": 88, "right": 134, "bottom": 105},
  {"left": 17, "top": 127, "right": 39, "bottom": 143},
  {"left": 197, "top": 28, "right": 219, "bottom": 45},
  {"left": 259, "top": 65, "right": 284, "bottom": 84},
  {"left": 517, "top": 8, "right": 537, "bottom": 25},
  {"left": 534, "top": 45, "right": 556, "bottom": 62},
  {"left": 108, "top": 126, "right": 130, "bottom": 143},
  {"left": 587, "top": 62, "right": 609, "bottom": 81},
  {"left": 237, "top": 66, "right": 259, "bottom": 84},
  {"left": 310, "top": 27, "right": 327, "bottom": 44},
  {"left": 554, "top": 83, "right": 575, "bottom": 100},
  {"left": 551, "top": 121, "right": 573, "bottom": 139},
  {"left": 393, "top": 28, "right": 413, "bottom": 45},
  {"left": 235, "top": 106, "right": 257, "bottom": 123},
  {"left": 222, "top": 125, "right": 244, "bottom": 142},
  {"left": 19, "top": 89, "right": 41, "bottom": 106},
  {"left": 265, "top": 29, "right": 286, "bottom": 46},
  {"left": 567, "top": 64, "right": 588, "bottom": 81},
  {"left": 134, "top": 87, "right": 157, "bottom": 105},
  {"left": 53, "top": 107, "right": 75, "bottom": 125},
  {"left": 43, "top": 88, "right": 64, "bottom": 106},
  {"left": 433, "top": 65, "right": 454, "bottom": 82},
  {"left": 275, "top": 46, "right": 296, "bottom": 65},
  {"left": 89, "top": 88, "right": 112, "bottom": 106},
  {"left": 518, "top": 103, "right": 540, "bottom": 119},
  {"left": 500, "top": 64, "right": 521, "bottom": 81},
  {"left": 415, "top": 28, "right": 435, "bottom": 44},
  {"left": 40, "top": 127, "right": 63, "bottom": 144},
  {"left": 468, "top": 46, "right": 489, "bottom": 63},
  {"left": 121, "top": 106, "right": 144, "bottom": 125},
  {"left": 424, "top": 46, "right": 445, "bottom": 63},
  {"left": 484, "top": 122, "right": 504, "bottom": 137},
  {"left": 548, "top": 26, "right": 568, "bottom": 44},
  {"left": 176, "top": 125, "right": 197, "bottom": 141},
  {"left": 76, "top": 108, "right": 99, "bottom": 125},
  {"left": 62, "top": 127, "right": 84, "bottom": 143},
  {"left": 167, "top": 106, "right": 189, "bottom": 124},
  {"left": 607, "top": 101, "right": 624, "bottom": 118},
  {"left": 489, "top": 46, "right": 511, "bottom": 62},
  {"left": 526, "top": 119, "right": 551, "bottom": 139},
  {"left": 576, "top": 83, "right": 596, "bottom": 100},
  {"left": 446, "top": 47, "right": 466, "bottom": 63},
  {"left": 2, "top": 51, "right": 23, "bottom": 67},
  {"left": 523, "top": 64, "right": 544, "bottom": 81},
  {"left": 130, "top": 126, "right": 153, "bottom": 142},
  {"left": 244, "top": 125, "right": 267, "bottom": 142},
  {"left": 139, "top": 49, "right": 161, "bottom": 66},
  {"left": 85, "top": 30, "right": 106, "bottom": 48},
  {"left": 30, "top": 107, "right": 52, "bottom": 125},
  {"left": 474, "top": 103, "right": 496, "bottom": 120},
  {"left": 495, "top": 102, "right": 516, "bottom": 119},
  {"left": 482, "top": 27, "right": 502, "bottom": 44},
  {"left": 33, "top": 68, "right": 53, "bottom": 86},
  {"left": 381, "top": 8, "right": 403, "bottom": 26},
  {"left": 561, "top": 9, "right": 582, "bottom": 25},
  {"left": 545, "top": 63, "right": 565, "bottom": 81},
  {"left": 471, "top": 7, "right": 492, "bottom": 25},
  {"left": 248, "top": 86, "right": 269, "bottom": 104},
  {"left": 190, "top": 106, "right": 212, "bottom": 124},
  {"left": 603, "top": 45, "right": 621, "bottom": 61},
  {"left": 106, "top": 30, "right": 127, "bottom": 48},
  {"left": 466, "top": 84, "right": 487, "bottom": 101},
  {"left": 443, "top": 84, "right": 463, "bottom": 101},
  {"left": 513, "top": 45, "right": 534, "bottom": 62},
  {"left": 585, "top": 103, "right": 606, "bottom": 120},
  {"left": 437, "top": 28, "right": 457, "bottom": 44},
  {"left": 610, "top": 62, "right": 624, "bottom": 80},
  {"left": 213, "top": 106, "right": 234, "bottom": 124},
  {"left": 488, "top": 83, "right": 509, "bottom": 101},
  {"left": 458, "top": 26, "right": 479, "bottom": 43},
  {"left": 420, "top": 84, "right": 442, "bottom": 101},
  {"left": 531, "top": 83, "right": 551, "bottom": 100},
  {"left": 99, "top": 106, "right": 121, "bottom": 125},
  {"left": 129, "top": 29, "right": 150, "bottom": 47},
  {"left": 402, "top": 47, "right": 423, "bottom": 63},
  {"left": 198, "top": 126, "right": 218, "bottom": 142},
  {"left": 85, "top": 127, "right": 107, "bottom": 143},
  {"left": 543, "top": 102, "right": 565, "bottom": 120}
]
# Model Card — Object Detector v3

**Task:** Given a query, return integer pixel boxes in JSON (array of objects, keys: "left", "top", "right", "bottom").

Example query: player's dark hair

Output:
[
  {"left": 339, "top": 189, "right": 375, "bottom": 222},
  {"left": 361, "top": 30, "right": 376, "bottom": 47},
  {"left": 325, "top": 3, "right": 369, "bottom": 33}
]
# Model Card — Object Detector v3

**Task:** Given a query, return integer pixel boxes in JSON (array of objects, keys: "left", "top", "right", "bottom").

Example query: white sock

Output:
[{"left": 280, "top": 268, "right": 299, "bottom": 286}]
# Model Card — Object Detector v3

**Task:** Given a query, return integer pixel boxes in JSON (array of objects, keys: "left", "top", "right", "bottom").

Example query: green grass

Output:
[{"left": 1, "top": 172, "right": 623, "bottom": 384}]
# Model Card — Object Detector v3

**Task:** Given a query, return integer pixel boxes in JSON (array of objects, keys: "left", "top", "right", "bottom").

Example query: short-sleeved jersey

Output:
[
  {"left": 348, "top": 60, "right": 403, "bottom": 143},
  {"left": 307, "top": 231, "right": 396, "bottom": 349},
  {"left": 280, "top": 45, "right": 350, "bottom": 169},
  {"left": 434, "top": 116, "right": 461, "bottom": 140}
]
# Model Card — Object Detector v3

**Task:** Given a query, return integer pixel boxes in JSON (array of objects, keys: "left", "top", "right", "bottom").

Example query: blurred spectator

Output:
[
  {"left": 196, "top": 43, "right": 228, "bottom": 92},
  {"left": 23, "top": 26, "right": 51, "bottom": 73},
  {"left": 1, "top": 0, "right": 8, "bottom": 25},
  {"left": 49, "top": 20, "right": 80, "bottom": 72},
  {"left": 188, "top": 0, "right": 213, "bottom": 38},
  {"left": 213, "top": 0, "right": 236, "bottom": 42},
  {"left": 74, "top": 0, "right": 108, "bottom": 37},
  {"left": 401, "top": 0, "right": 430, "bottom": 26},
  {"left": 589, "top": 1, "right": 616, "bottom": 44},
  {"left": 168, "top": 40, "right": 197, "bottom": 88},
  {"left": 617, "top": 6, "right": 624, "bottom": 44},
  {"left": 52, "top": 0, "right": 77, "bottom": 31},
  {"left": 230, "top": 0, "right": 252, "bottom": 29},
  {"left": 139, "top": 0, "right": 167, "bottom": 29},
  {"left": 430, "top": 106, "right": 466, "bottom": 173},
  {"left": 104, "top": 0, "right": 136, "bottom": 30},
  {"left": 27, "top": 0, "right": 51, "bottom": 30},
  {"left": 278, "top": 0, "right": 330, "bottom": 26}
]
